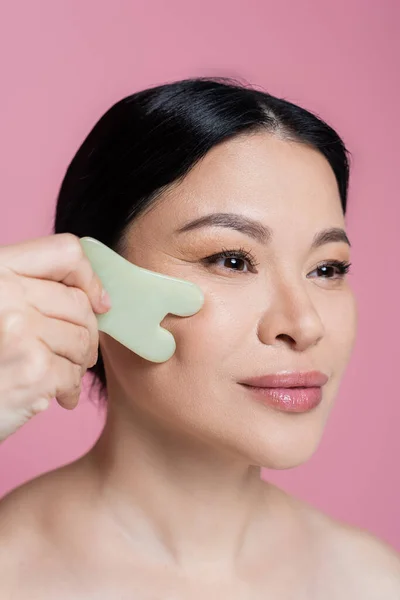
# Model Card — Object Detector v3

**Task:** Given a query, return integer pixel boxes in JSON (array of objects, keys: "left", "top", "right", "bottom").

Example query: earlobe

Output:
[{"left": 80, "top": 237, "right": 204, "bottom": 363}]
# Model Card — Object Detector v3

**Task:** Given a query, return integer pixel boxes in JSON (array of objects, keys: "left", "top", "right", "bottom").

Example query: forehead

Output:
[{"left": 135, "top": 132, "right": 344, "bottom": 235}]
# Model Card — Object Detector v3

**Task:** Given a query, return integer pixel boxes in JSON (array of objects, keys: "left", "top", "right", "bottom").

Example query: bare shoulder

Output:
[
  {"left": 0, "top": 477, "right": 48, "bottom": 591},
  {"left": 328, "top": 519, "right": 400, "bottom": 594},
  {"left": 0, "top": 469, "right": 62, "bottom": 553},
  {"left": 0, "top": 463, "right": 85, "bottom": 592},
  {"left": 294, "top": 494, "right": 400, "bottom": 598}
]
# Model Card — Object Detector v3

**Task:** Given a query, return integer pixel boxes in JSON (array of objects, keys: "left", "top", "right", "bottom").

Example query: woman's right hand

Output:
[{"left": 0, "top": 233, "right": 111, "bottom": 442}]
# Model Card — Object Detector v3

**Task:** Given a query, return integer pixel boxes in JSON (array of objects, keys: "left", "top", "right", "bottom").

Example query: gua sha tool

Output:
[{"left": 80, "top": 237, "right": 204, "bottom": 363}]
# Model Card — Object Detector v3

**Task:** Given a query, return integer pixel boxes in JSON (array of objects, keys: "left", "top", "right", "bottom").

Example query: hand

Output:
[{"left": 0, "top": 233, "right": 111, "bottom": 442}]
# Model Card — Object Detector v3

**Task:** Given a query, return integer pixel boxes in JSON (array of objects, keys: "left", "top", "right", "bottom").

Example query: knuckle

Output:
[
  {"left": 0, "top": 310, "right": 27, "bottom": 337},
  {"left": 87, "top": 313, "right": 99, "bottom": 363},
  {"left": 56, "top": 233, "right": 83, "bottom": 264},
  {"left": 69, "top": 286, "right": 91, "bottom": 316},
  {"left": 88, "top": 310, "right": 99, "bottom": 339},
  {"left": 0, "top": 272, "right": 23, "bottom": 304},
  {"left": 89, "top": 352, "right": 98, "bottom": 369},
  {"left": 56, "top": 362, "right": 82, "bottom": 404},
  {"left": 76, "top": 325, "right": 91, "bottom": 361},
  {"left": 21, "top": 345, "right": 52, "bottom": 385},
  {"left": 90, "top": 271, "right": 103, "bottom": 297},
  {"left": 68, "top": 364, "right": 82, "bottom": 392},
  {"left": 0, "top": 265, "right": 12, "bottom": 279},
  {"left": 88, "top": 346, "right": 98, "bottom": 368}
]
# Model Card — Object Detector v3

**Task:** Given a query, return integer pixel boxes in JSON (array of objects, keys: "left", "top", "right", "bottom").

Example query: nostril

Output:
[{"left": 276, "top": 333, "right": 296, "bottom": 345}]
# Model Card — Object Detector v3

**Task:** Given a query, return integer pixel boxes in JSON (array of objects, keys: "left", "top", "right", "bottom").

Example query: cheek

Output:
[
  {"left": 99, "top": 333, "right": 147, "bottom": 383},
  {"left": 161, "top": 286, "right": 254, "bottom": 366},
  {"left": 322, "top": 289, "right": 358, "bottom": 367}
]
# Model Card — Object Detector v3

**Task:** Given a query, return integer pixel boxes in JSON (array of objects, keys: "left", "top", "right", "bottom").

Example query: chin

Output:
[
  {"left": 231, "top": 386, "right": 333, "bottom": 470},
  {"left": 257, "top": 446, "right": 319, "bottom": 470},
  {"left": 221, "top": 415, "right": 326, "bottom": 470},
  {"left": 244, "top": 443, "right": 321, "bottom": 470}
]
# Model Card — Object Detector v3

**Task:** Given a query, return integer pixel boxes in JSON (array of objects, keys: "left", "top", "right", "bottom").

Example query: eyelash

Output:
[
  {"left": 202, "top": 247, "right": 352, "bottom": 279},
  {"left": 202, "top": 247, "right": 260, "bottom": 270}
]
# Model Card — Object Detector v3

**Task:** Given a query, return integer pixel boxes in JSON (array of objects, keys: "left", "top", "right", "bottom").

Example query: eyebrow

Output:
[{"left": 176, "top": 212, "right": 351, "bottom": 249}]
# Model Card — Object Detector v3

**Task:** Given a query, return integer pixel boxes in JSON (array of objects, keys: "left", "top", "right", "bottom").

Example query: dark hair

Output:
[{"left": 54, "top": 76, "right": 351, "bottom": 397}]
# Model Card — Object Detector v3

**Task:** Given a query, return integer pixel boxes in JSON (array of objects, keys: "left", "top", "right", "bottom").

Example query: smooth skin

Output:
[{"left": 0, "top": 132, "right": 399, "bottom": 599}]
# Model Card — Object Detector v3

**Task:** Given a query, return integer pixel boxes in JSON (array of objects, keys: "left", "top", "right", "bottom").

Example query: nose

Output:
[{"left": 257, "top": 277, "right": 325, "bottom": 352}]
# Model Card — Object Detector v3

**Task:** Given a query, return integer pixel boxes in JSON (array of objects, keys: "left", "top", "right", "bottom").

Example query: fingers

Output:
[
  {"left": 0, "top": 330, "right": 83, "bottom": 413},
  {"left": 35, "top": 311, "right": 99, "bottom": 370},
  {"left": 14, "top": 276, "right": 94, "bottom": 325},
  {"left": 0, "top": 234, "right": 110, "bottom": 439},
  {"left": 0, "top": 278, "right": 99, "bottom": 369},
  {"left": 0, "top": 233, "right": 110, "bottom": 315},
  {"left": 0, "top": 306, "right": 97, "bottom": 413},
  {"left": 50, "top": 352, "right": 84, "bottom": 410}
]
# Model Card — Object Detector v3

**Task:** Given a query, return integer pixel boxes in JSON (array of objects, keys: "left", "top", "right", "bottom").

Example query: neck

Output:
[{"left": 86, "top": 391, "right": 277, "bottom": 573}]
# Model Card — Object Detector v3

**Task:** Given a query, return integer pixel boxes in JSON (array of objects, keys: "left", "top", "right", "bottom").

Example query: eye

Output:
[
  {"left": 308, "top": 260, "right": 352, "bottom": 280},
  {"left": 201, "top": 247, "right": 259, "bottom": 273},
  {"left": 201, "top": 252, "right": 351, "bottom": 279}
]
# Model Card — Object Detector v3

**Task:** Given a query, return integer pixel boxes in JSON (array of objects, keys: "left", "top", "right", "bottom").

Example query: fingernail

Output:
[{"left": 101, "top": 288, "right": 112, "bottom": 309}]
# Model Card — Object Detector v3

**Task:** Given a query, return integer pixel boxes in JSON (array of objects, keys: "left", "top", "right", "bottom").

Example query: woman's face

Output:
[{"left": 100, "top": 132, "right": 358, "bottom": 468}]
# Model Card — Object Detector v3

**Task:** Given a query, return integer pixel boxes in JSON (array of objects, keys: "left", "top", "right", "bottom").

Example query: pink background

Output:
[{"left": 0, "top": 1, "right": 399, "bottom": 550}]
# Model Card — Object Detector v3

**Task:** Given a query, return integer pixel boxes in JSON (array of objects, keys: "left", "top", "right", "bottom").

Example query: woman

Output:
[{"left": 0, "top": 77, "right": 399, "bottom": 598}]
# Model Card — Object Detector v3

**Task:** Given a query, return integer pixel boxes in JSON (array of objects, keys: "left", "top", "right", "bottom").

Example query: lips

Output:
[
  {"left": 238, "top": 371, "right": 329, "bottom": 413},
  {"left": 239, "top": 371, "right": 329, "bottom": 389}
]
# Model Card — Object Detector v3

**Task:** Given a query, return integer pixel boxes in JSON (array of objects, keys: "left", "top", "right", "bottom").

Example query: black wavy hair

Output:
[{"left": 54, "top": 76, "right": 351, "bottom": 396}]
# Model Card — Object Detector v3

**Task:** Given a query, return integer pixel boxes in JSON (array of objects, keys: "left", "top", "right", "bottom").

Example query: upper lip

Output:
[{"left": 239, "top": 371, "right": 329, "bottom": 388}]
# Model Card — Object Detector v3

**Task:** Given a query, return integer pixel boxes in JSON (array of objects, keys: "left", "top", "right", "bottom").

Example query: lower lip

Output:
[{"left": 240, "top": 385, "right": 322, "bottom": 413}]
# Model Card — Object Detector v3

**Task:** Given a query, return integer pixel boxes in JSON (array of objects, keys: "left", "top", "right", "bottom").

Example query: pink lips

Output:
[{"left": 239, "top": 371, "right": 328, "bottom": 413}]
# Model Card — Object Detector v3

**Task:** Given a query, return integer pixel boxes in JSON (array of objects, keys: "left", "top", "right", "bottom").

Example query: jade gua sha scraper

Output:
[{"left": 80, "top": 237, "right": 204, "bottom": 363}]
